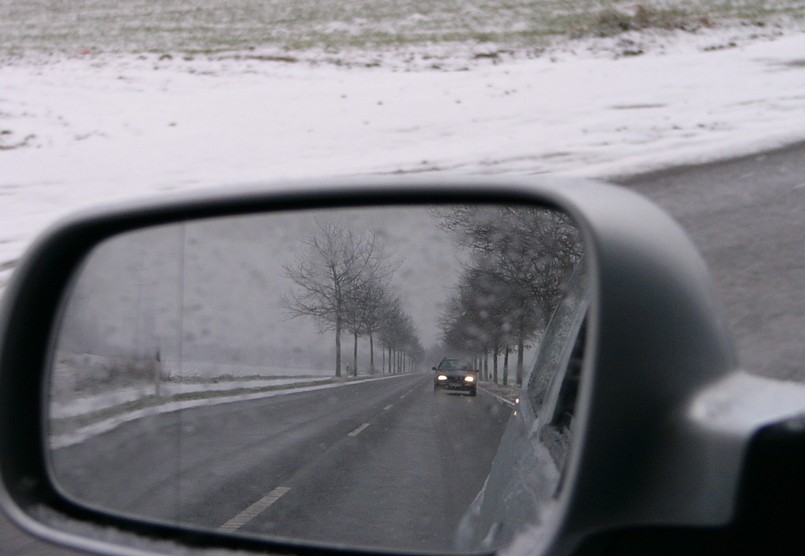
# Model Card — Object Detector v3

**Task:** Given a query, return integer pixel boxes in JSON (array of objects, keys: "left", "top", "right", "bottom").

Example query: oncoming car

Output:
[{"left": 433, "top": 357, "right": 478, "bottom": 396}]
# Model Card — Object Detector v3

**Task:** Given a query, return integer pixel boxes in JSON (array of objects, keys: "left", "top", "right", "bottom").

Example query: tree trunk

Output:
[
  {"left": 503, "top": 346, "right": 510, "bottom": 386},
  {"left": 370, "top": 333, "right": 375, "bottom": 374},
  {"left": 493, "top": 347, "right": 499, "bottom": 383},
  {"left": 352, "top": 331, "right": 358, "bottom": 377},
  {"left": 153, "top": 350, "right": 162, "bottom": 397},
  {"left": 335, "top": 316, "right": 342, "bottom": 377},
  {"left": 483, "top": 349, "right": 489, "bottom": 381},
  {"left": 517, "top": 334, "right": 525, "bottom": 386}
]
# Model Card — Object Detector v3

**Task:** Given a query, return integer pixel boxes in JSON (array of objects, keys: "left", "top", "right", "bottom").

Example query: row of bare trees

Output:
[
  {"left": 438, "top": 206, "right": 582, "bottom": 386},
  {"left": 283, "top": 221, "right": 422, "bottom": 377},
  {"left": 378, "top": 297, "right": 424, "bottom": 375}
]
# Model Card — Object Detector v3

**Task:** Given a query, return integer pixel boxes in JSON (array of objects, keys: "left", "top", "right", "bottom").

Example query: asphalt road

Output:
[
  {"left": 616, "top": 140, "right": 805, "bottom": 381},
  {"left": 49, "top": 374, "right": 511, "bottom": 553},
  {"left": 2, "top": 142, "right": 804, "bottom": 554}
]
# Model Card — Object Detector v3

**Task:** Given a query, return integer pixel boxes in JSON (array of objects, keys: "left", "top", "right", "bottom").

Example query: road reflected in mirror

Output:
[{"left": 48, "top": 204, "right": 585, "bottom": 553}]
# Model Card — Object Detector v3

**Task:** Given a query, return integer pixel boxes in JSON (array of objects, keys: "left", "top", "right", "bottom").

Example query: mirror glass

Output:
[{"left": 47, "top": 203, "right": 585, "bottom": 553}]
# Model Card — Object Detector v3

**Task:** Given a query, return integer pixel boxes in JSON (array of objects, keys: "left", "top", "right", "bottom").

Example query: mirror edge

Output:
[{"left": 0, "top": 176, "right": 597, "bottom": 556}]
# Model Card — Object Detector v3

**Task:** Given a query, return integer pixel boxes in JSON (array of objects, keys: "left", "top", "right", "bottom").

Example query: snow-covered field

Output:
[{"left": 3, "top": 25, "right": 805, "bottom": 289}]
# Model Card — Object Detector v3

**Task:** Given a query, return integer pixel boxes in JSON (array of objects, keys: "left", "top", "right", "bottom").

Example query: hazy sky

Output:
[{"left": 55, "top": 206, "right": 469, "bottom": 374}]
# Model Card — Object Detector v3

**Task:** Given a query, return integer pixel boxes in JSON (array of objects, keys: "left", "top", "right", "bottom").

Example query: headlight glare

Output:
[
  {"left": 437, "top": 375, "right": 447, "bottom": 381},
  {"left": 464, "top": 376, "right": 474, "bottom": 383}
]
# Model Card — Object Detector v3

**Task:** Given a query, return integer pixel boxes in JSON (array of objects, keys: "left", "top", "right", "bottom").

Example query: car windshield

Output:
[{"left": 439, "top": 359, "right": 472, "bottom": 371}]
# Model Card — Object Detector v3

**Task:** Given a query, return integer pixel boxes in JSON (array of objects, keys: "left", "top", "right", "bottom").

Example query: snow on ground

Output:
[
  {"left": 49, "top": 373, "right": 405, "bottom": 449},
  {"left": 2, "top": 27, "right": 805, "bottom": 286},
  {"left": 49, "top": 376, "right": 332, "bottom": 419}
]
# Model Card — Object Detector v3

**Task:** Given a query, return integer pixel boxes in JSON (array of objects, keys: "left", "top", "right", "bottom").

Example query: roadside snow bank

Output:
[
  {"left": 50, "top": 373, "right": 406, "bottom": 449},
  {"left": 49, "top": 377, "right": 333, "bottom": 419},
  {"left": 2, "top": 29, "right": 805, "bottom": 284}
]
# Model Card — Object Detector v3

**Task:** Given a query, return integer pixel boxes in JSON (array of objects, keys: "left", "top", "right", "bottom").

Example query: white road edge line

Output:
[
  {"left": 478, "top": 385, "right": 517, "bottom": 408},
  {"left": 348, "top": 423, "right": 370, "bottom": 437},
  {"left": 219, "top": 486, "right": 291, "bottom": 533},
  {"left": 383, "top": 404, "right": 394, "bottom": 410}
]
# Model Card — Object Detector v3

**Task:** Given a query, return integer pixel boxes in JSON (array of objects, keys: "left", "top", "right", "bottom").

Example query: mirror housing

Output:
[{"left": 2, "top": 176, "right": 804, "bottom": 555}]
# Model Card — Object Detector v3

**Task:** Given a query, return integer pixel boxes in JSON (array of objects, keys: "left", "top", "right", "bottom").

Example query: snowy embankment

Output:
[
  {"left": 47, "top": 352, "right": 391, "bottom": 448},
  {"left": 49, "top": 377, "right": 333, "bottom": 420},
  {"left": 50, "top": 373, "right": 404, "bottom": 450},
  {"left": 2, "top": 28, "right": 805, "bottom": 288}
]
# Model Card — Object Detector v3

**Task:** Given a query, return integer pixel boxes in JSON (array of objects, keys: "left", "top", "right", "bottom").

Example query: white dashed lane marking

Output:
[
  {"left": 219, "top": 486, "right": 291, "bottom": 532},
  {"left": 220, "top": 382, "right": 417, "bottom": 532},
  {"left": 348, "top": 423, "right": 370, "bottom": 437}
]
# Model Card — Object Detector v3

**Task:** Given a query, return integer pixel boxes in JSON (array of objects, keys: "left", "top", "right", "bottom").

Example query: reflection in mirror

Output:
[
  {"left": 48, "top": 204, "right": 585, "bottom": 553},
  {"left": 456, "top": 258, "right": 589, "bottom": 551}
]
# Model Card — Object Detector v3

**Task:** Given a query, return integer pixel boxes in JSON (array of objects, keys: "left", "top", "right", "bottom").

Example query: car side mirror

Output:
[{"left": 2, "top": 176, "right": 805, "bottom": 556}]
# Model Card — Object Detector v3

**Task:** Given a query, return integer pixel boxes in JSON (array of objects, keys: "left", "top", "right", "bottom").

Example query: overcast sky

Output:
[{"left": 55, "top": 206, "right": 480, "bottom": 374}]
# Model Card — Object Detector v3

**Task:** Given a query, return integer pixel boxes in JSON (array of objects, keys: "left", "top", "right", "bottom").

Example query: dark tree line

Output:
[
  {"left": 378, "top": 296, "right": 424, "bottom": 374},
  {"left": 438, "top": 206, "right": 582, "bottom": 385},
  {"left": 283, "top": 221, "right": 422, "bottom": 377}
]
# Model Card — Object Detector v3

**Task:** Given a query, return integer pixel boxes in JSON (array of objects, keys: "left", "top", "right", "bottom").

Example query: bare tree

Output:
[
  {"left": 379, "top": 298, "right": 420, "bottom": 374},
  {"left": 439, "top": 263, "right": 517, "bottom": 383},
  {"left": 343, "top": 272, "right": 393, "bottom": 376},
  {"left": 361, "top": 279, "right": 393, "bottom": 375},
  {"left": 438, "top": 206, "right": 582, "bottom": 384},
  {"left": 283, "top": 221, "right": 388, "bottom": 377}
]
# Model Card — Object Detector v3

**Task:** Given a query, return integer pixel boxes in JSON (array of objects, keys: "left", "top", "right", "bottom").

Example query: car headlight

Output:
[
  {"left": 464, "top": 376, "right": 474, "bottom": 383},
  {"left": 437, "top": 375, "right": 447, "bottom": 381}
]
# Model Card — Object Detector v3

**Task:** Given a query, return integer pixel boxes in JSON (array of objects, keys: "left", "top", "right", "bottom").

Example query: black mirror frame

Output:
[{"left": 1, "top": 175, "right": 799, "bottom": 555}]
